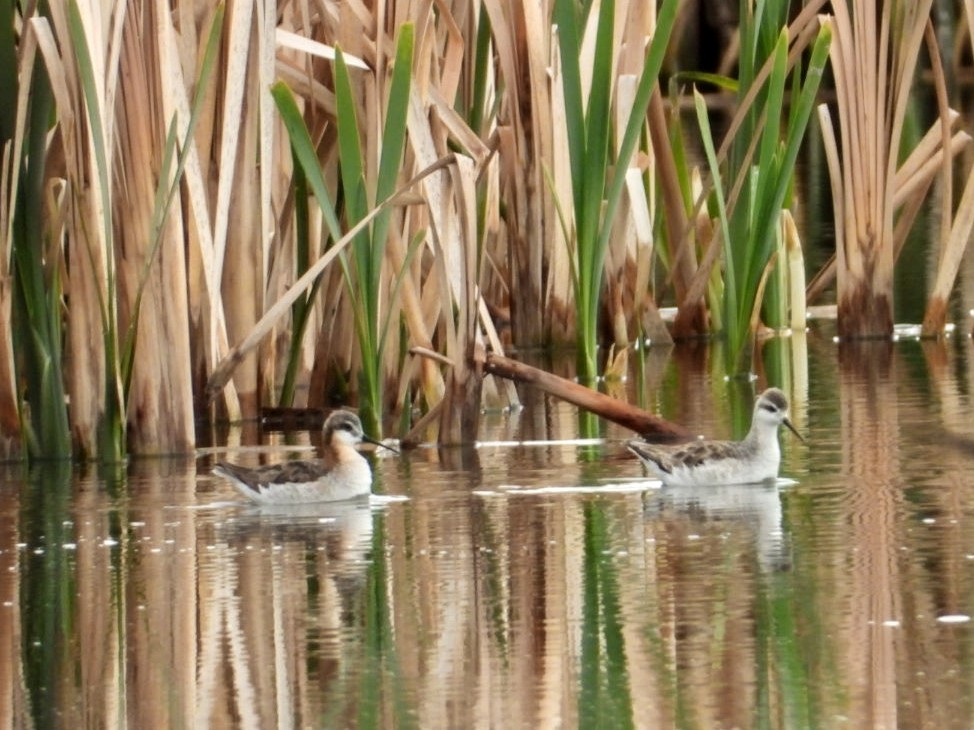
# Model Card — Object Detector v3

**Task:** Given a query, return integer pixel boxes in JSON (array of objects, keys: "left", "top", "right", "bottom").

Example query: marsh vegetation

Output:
[{"left": 1, "top": 0, "right": 972, "bottom": 459}]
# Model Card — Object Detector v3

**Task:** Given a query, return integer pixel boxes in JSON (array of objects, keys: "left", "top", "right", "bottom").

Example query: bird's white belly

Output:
[
  {"left": 251, "top": 462, "right": 372, "bottom": 505},
  {"left": 665, "top": 452, "right": 779, "bottom": 487}
]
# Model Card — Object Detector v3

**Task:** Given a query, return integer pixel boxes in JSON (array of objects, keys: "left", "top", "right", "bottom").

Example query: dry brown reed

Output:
[{"left": 817, "top": 0, "right": 974, "bottom": 339}]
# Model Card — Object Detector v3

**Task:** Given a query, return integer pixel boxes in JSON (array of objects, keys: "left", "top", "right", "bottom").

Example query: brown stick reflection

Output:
[{"left": 837, "top": 341, "right": 901, "bottom": 730}]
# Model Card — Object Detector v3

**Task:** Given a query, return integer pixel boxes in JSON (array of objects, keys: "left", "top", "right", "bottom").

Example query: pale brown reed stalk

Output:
[
  {"left": 39, "top": 0, "right": 259, "bottom": 454},
  {"left": 481, "top": 0, "right": 573, "bottom": 346},
  {"left": 819, "top": 0, "right": 948, "bottom": 338},
  {"left": 604, "top": 3, "right": 669, "bottom": 348},
  {"left": 922, "top": 9, "right": 974, "bottom": 335},
  {"left": 197, "top": 0, "right": 274, "bottom": 419},
  {"left": 157, "top": 2, "right": 242, "bottom": 422},
  {"left": 808, "top": 109, "right": 970, "bottom": 306},
  {"left": 112, "top": 4, "right": 195, "bottom": 453}
]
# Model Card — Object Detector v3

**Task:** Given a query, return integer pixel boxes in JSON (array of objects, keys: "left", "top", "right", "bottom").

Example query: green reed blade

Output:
[
  {"left": 468, "top": 4, "right": 492, "bottom": 132},
  {"left": 753, "top": 26, "right": 831, "bottom": 323},
  {"left": 279, "top": 148, "right": 323, "bottom": 407},
  {"left": 694, "top": 88, "right": 737, "bottom": 331},
  {"left": 704, "top": 3, "right": 831, "bottom": 374},
  {"left": 372, "top": 22, "right": 413, "bottom": 284},
  {"left": 737, "top": 30, "right": 789, "bottom": 300},
  {"left": 665, "top": 78, "right": 695, "bottom": 214},
  {"left": 111, "top": 4, "right": 226, "bottom": 455},
  {"left": 270, "top": 82, "right": 342, "bottom": 243},
  {"left": 10, "top": 45, "right": 71, "bottom": 458},
  {"left": 67, "top": 0, "right": 113, "bottom": 298},
  {"left": 67, "top": 0, "right": 128, "bottom": 460},
  {"left": 771, "top": 26, "right": 832, "bottom": 224},
  {"left": 278, "top": 150, "right": 310, "bottom": 408},
  {"left": 543, "top": 163, "right": 581, "bottom": 298},
  {"left": 334, "top": 47, "right": 379, "bottom": 427},
  {"left": 552, "top": 0, "right": 585, "bottom": 217},
  {"left": 376, "top": 25, "right": 413, "bottom": 207},
  {"left": 552, "top": 0, "right": 598, "bottom": 377},
  {"left": 580, "top": 0, "right": 615, "bottom": 259},
  {"left": 672, "top": 71, "right": 739, "bottom": 94},
  {"left": 334, "top": 49, "right": 367, "bottom": 225},
  {"left": 553, "top": 0, "right": 678, "bottom": 381},
  {"left": 598, "top": 0, "right": 679, "bottom": 263},
  {"left": 377, "top": 229, "right": 424, "bottom": 369},
  {"left": 756, "top": 31, "right": 788, "bottom": 188},
  {"left": 333, "top": 25, "right": 413, "bottom": 437},
  {"left": 274, "top": 78, "right": 377, "bottom": 423},
  {"left": 334, "top": 46, "right": 371, "bottom": 345}
]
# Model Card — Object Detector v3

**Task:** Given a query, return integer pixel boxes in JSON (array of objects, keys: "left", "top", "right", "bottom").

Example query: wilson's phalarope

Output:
[
  {"left": 213, "top": 410, "right": 394, "bottom": 505},
  {"left": 627, "top": 388, "right": 804, "bottom": 487}
]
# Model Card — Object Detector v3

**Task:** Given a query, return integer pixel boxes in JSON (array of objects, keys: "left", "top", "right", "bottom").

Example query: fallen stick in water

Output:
[{"left": 482, "top": 352, "right": 691, "bottom": 442}]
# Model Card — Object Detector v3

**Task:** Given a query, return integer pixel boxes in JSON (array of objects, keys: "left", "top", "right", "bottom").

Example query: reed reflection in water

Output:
[{"left": 3, "top": 337, "right": 974, "bottom": 727}]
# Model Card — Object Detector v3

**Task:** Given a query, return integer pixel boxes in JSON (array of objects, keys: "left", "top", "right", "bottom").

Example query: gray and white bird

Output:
[{"left": 627, "top": 388, "right": 804, "bottom": 487}]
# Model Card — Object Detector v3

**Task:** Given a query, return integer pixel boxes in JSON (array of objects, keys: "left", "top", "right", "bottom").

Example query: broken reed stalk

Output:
[{"left": 482, "top": 352, "right": 691, "bottom": 442}]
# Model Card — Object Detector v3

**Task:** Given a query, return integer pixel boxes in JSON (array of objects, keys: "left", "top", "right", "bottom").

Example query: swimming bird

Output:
[
  {"left": 627, "top": 387, "right": 804, "bottom": 487},
  {"left": 213, "top": 410, "right": 394, "bottom": 505}
]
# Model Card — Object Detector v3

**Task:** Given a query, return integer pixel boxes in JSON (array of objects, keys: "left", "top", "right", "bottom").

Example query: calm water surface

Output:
[{"left": 4, "top": 333, "right": 974, "bottom": 729}]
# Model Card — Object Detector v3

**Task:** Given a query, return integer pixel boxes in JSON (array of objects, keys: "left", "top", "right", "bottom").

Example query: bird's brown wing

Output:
[
  {"left": 215, "top": 460, "right": 328, "bottom": 487},
  {"left": 265, "top": 460, "right": 328, "bottom": 484},
  {"left": 668, "top": 440, "right": 736, "bottom": 469}
]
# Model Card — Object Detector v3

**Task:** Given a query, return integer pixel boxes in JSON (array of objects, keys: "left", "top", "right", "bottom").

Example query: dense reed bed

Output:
[{"left": 0, "top": 0, "right": 970, "bottom": 459}]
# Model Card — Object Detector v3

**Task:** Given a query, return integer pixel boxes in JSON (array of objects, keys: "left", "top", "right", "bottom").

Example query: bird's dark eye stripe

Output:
[{"left": 761, "top": 403, "right": 778, "bottom": 412}]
